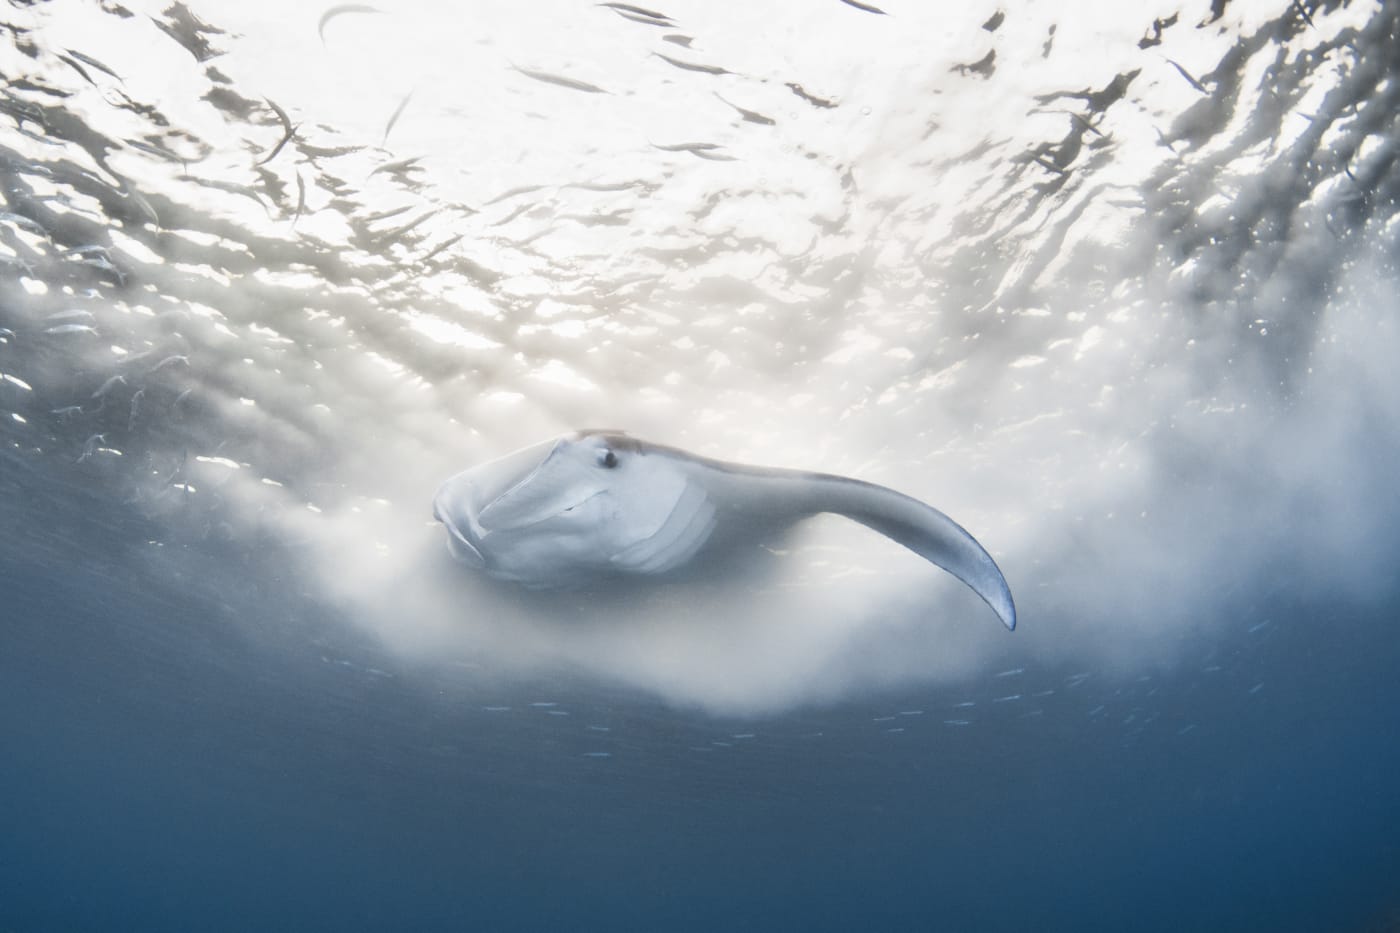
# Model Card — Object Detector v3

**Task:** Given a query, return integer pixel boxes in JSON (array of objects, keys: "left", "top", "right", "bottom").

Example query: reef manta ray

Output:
[{"left": 432, "top": 430, "right": 1016, "bottom": 630}]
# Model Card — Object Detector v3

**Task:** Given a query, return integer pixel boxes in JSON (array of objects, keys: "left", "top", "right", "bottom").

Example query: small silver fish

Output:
[
  {"left": 128, "top": 388, "right": 144, "bottom": 431},
  {"left": 651, "top": 52, "right": 729, "bottom": 75},
  {"left": 367, "top": 156, "right": 423, "bottom": 179},
  {"left": 149, "top": 354, "right": 190, "bottom": 373},
  {"left": 46, "top": 309, "right": 96, "bottom": 324},
  {"left": 1165, "top": 58, "right": 1209, "bottom": 95},
  {"left": 57, "top": 53, "right": 97, "bottom": 86},
  {"left": 65, "top": 49, "right": 123, "bottom": 81},
  {"left": 257, "top": 98, "right": 297, "bottom": 166},
  {"left": 62, "top": 244, "right": 111, "bottom": 258},
  {"left": 0, "top": 212, "right": 46, "bottom": 235},
  {"left": 599, "top": 2, "right": 671, "bottom": 19},
  {"left": 92, "top": 374, "right": 127, "bottom": 398},
  {"left": 292, "top": 171, "right": 307, "bottom": 227},
  {"left": 511, "top": 65, "right": 607, "bottom": 94},
  {"left": 77, "top": 433, "right": 107, "bottom": 463},
  {"left": 382, "top": 91, "right": 414, "bottom": 144},
  {"left": 318, "top": 3, "right": 383, "bottom": 42},
  {"left": 651, "top": 141, "right": 724, "bottom": 152},
  {"left": 714, "top": 93, "right": 776, "bottom": 126}
]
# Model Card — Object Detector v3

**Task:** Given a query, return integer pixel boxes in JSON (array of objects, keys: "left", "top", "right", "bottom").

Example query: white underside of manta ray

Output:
[{"left": 431, "top": 430, "right": 1017, "bottom": 630}]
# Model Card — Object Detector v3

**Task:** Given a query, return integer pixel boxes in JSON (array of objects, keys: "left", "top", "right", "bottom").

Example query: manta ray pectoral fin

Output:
[
  {"left": 812, "top": 476, "right": 1017, "bottom": 630},
  {"left": 863, "top": 504, "right": 1016, "bottom": 630},
  {"left": 921, "top": 523, "right": 1017, "bottom": 631}
]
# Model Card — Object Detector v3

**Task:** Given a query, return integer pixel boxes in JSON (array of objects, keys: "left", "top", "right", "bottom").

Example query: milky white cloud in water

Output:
[{"left": 5, "top": 0, "right": 1395, "bottom": 713}]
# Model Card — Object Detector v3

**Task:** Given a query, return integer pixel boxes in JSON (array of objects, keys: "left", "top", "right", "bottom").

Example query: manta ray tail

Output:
[{"left": 805, "top": 474, "right": 1018, "bottom": 630}]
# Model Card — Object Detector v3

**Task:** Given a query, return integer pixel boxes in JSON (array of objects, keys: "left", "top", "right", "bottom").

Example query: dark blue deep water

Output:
[
  {"left": 4, "top": 469, "right": 1399, "bottom": 931},
  {"left": 4, "top": 0, "right": 1400, "bottom": 930}
]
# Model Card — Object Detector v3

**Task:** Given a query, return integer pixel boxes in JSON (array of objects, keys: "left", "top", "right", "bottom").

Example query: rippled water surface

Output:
[{"left": 3, "top": 1, "right": 1399, "bottom": 930}]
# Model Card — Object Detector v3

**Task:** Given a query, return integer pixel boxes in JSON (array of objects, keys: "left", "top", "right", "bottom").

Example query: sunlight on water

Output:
[{"left": 1, "top": 0, "right": 1397, "bottom": 716}]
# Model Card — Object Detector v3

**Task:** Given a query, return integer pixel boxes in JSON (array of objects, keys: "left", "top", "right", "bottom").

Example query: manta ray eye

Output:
[{"left": 597, "top": 449, "right": 618, "bottom": 469}]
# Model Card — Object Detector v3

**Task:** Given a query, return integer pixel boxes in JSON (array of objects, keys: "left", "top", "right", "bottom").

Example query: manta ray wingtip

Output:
[{"left": 985, "top": 574, "right": 1017, "bottom": 631}]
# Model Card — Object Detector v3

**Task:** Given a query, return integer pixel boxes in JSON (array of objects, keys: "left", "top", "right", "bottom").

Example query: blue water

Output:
[
  {"left": 3, "top": 478, "right": 1398, "bottom": 931},
  {"left": 4, "top": 0, "right": 1400, "bottom": 929}
]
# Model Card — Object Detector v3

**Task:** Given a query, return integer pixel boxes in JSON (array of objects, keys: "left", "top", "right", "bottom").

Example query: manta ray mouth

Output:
[
  {"left": 432, "top": 438, "right": 568, "bottom": 567},
  {"left": 432, "top": 499, "right": 486, "bottom": 568}
]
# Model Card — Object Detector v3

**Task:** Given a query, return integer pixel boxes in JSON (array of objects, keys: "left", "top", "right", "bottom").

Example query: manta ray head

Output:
[{"left": 432, "top": 431, "right": 717, "bottom": 586}]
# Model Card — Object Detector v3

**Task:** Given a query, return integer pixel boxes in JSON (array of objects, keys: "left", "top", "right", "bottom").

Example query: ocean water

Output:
[{"left": 2, "top": 0, "right": 1399, "bottom": 930}]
